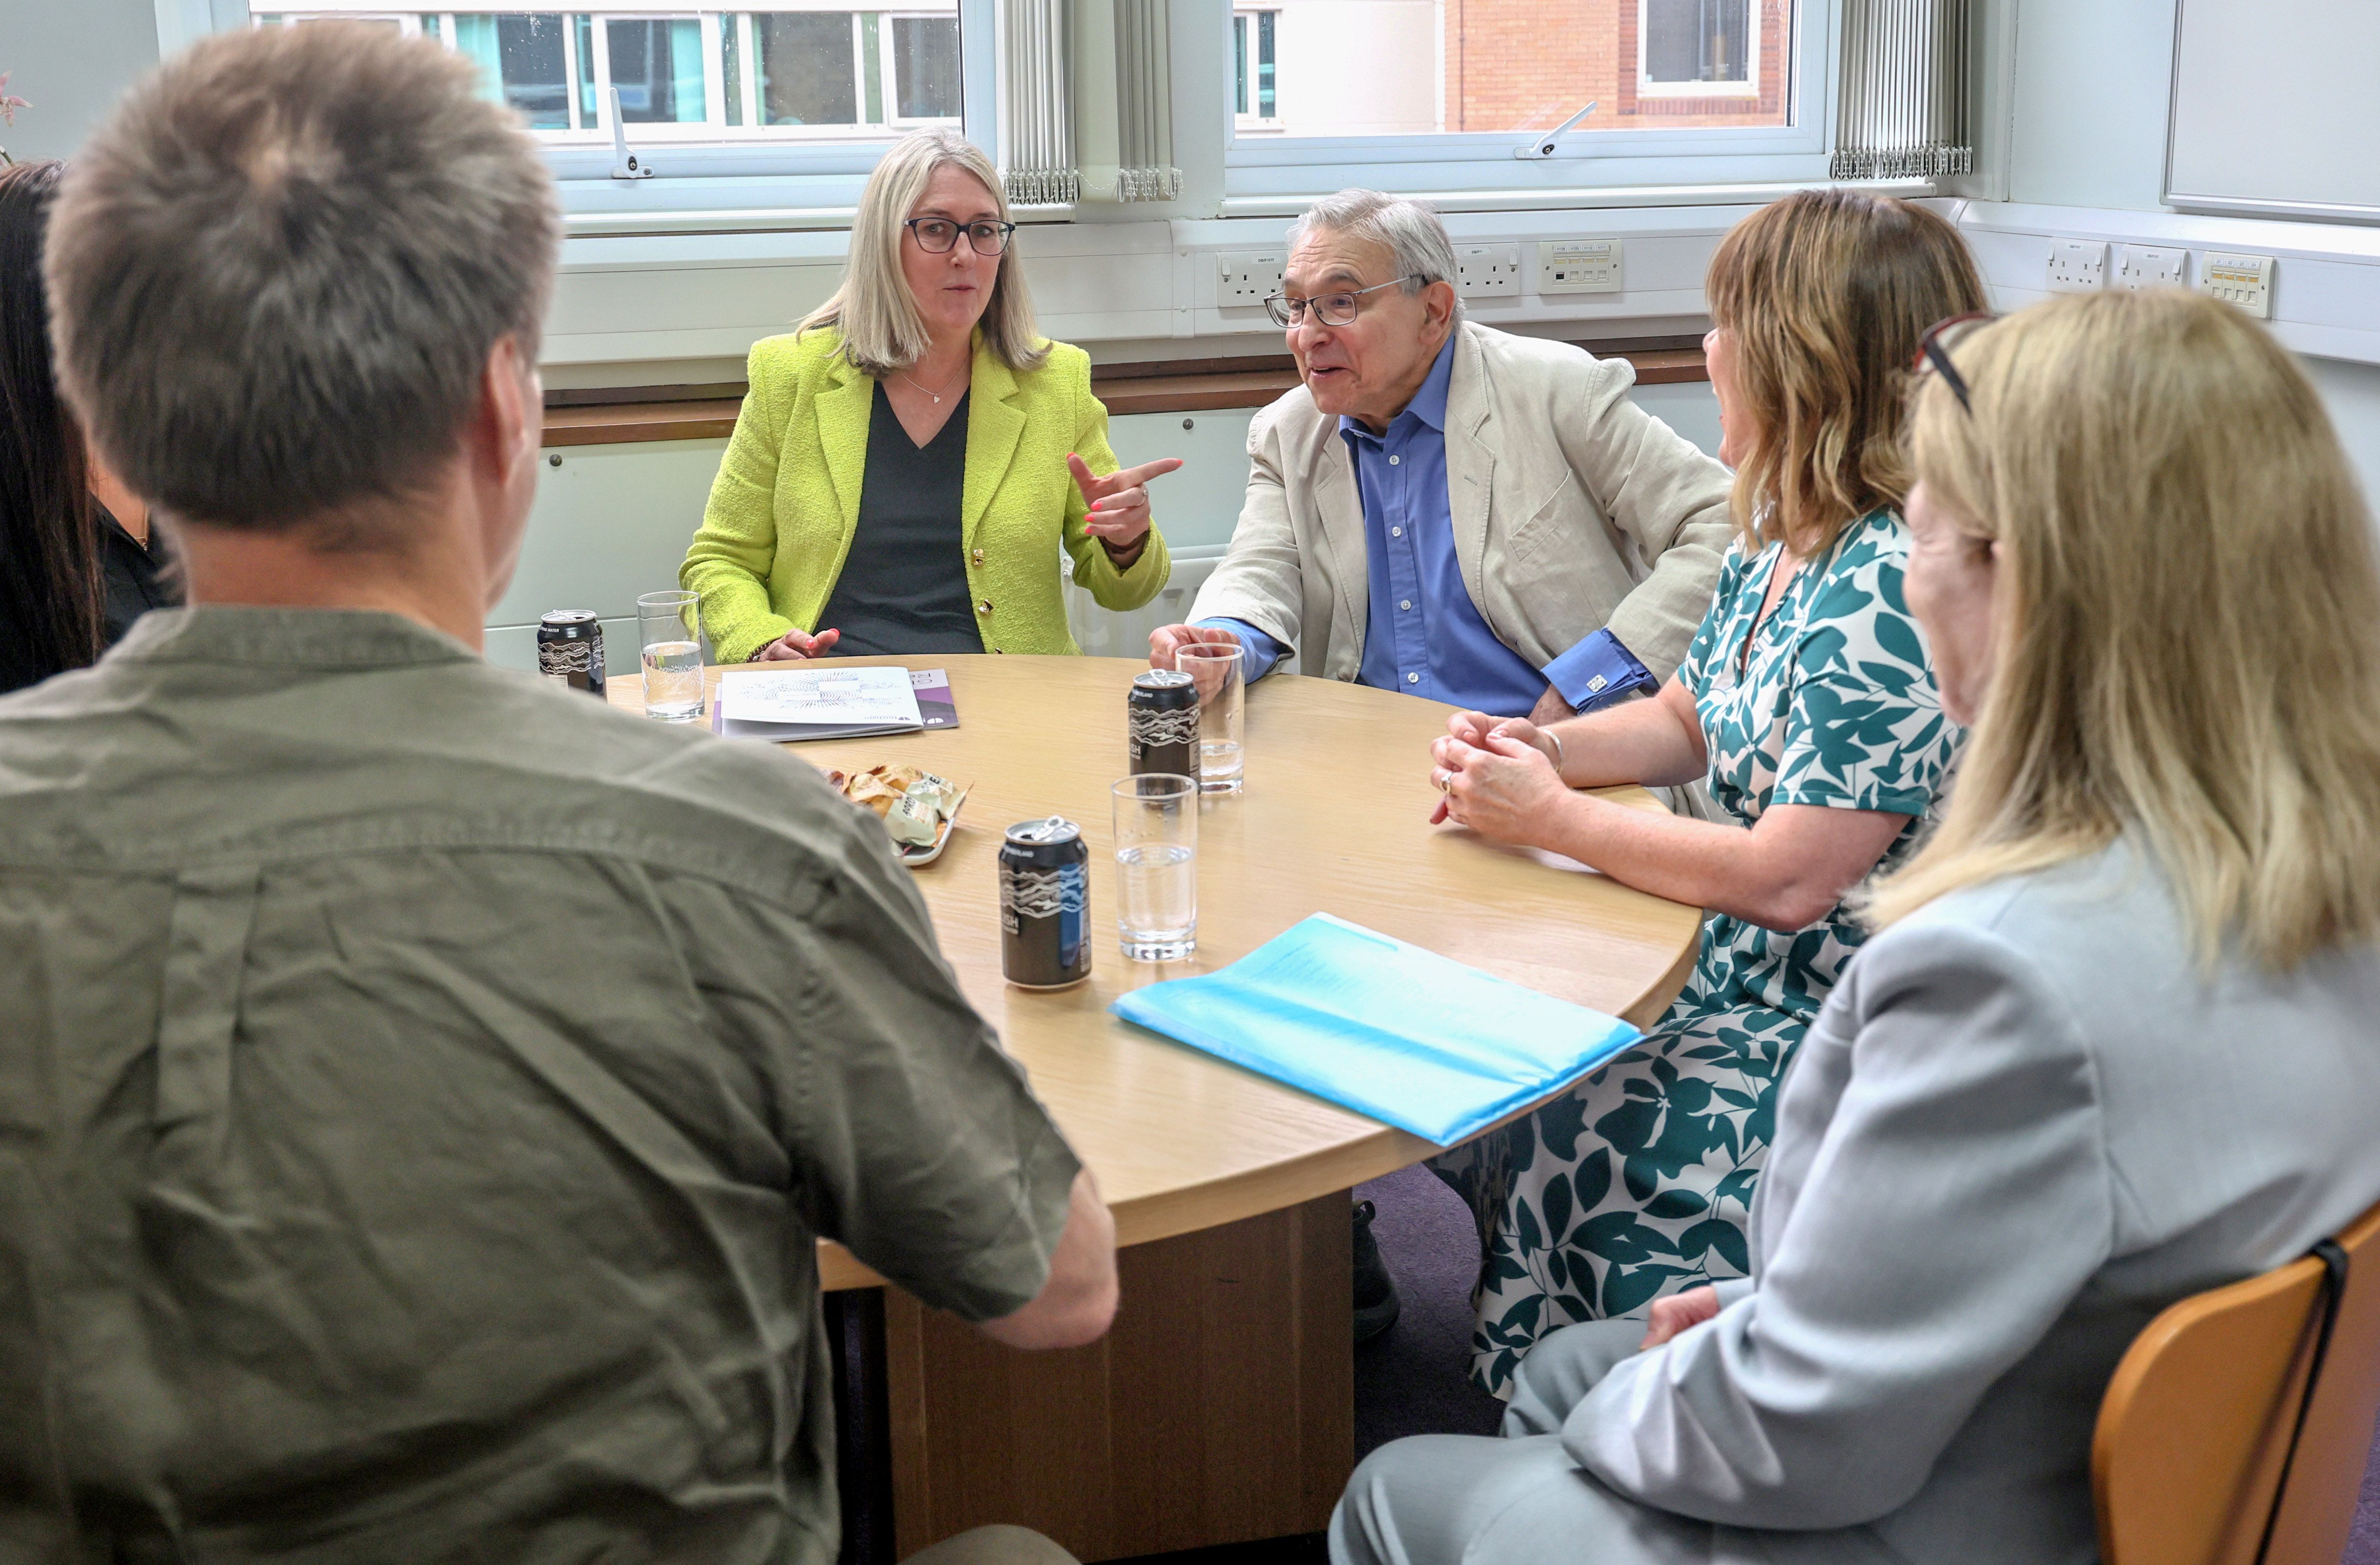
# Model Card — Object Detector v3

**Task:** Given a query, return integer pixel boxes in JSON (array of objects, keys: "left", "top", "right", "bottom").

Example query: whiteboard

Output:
[{"left": 2166, "top": 0, "right": 2380, "bottom": 224}]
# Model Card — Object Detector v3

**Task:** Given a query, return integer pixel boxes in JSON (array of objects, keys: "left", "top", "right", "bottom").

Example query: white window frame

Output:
[
  {"left": 1232, "top": 10, "right": 1280, "bottom": 133},
  {"left": 882, "top": 11, "right": 965, "bottom": 127},
  {"left": 1636, "top": 0, "right": 1763, "bottom": 100},
  {"left": 1223, "top": 0, "right": 1835, "bottom": 205},
  {"left": 231, "top": 1, "right": 992, "bottom": 221}
]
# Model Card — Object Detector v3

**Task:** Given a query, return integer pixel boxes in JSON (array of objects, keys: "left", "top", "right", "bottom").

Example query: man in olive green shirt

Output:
[{"left": 0, "top": 24, "right": 1112, "bottom": 1564}]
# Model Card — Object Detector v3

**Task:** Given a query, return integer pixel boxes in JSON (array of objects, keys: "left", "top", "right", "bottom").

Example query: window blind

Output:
[
  {"left": 1832, "top": 0, "right": 1973, "bottom": 180},
  {"left": 998, "top": 0, "right": 1179, "bottom": 206}
]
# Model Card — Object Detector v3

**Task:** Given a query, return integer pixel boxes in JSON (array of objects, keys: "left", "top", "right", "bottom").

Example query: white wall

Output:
[
  {"left": 0, "top": 0, "right": 160, "bottom": 163},
  {"left": 1993, "top": 0, "right": 2380, "bottom": 506},
  {"left": 496, "top": 383, "right": 1724, "bottom": 672},
  {"left": 1264, "top": 0, "right": 1440, "bottom": 137}
]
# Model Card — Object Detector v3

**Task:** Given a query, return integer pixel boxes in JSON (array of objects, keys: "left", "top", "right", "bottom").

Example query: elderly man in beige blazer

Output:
[{"left": 1151, "top": 190, "right": 1733, "bottom": 723}]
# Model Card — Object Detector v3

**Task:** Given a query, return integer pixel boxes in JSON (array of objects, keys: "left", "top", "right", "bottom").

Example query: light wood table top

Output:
[{"left": 609, "top": 655, "right": 1700, "bottom": 1287}]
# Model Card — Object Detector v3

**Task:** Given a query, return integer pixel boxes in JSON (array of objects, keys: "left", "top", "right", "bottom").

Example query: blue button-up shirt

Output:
[{"left": 1203, "top": 336, "right": 1652, "bottom": 717}]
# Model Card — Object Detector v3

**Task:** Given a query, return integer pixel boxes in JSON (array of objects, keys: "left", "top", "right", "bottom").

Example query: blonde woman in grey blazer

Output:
[
  {"left": 1149, "top": 190, "right": 1733, "bottom": 723},
  {"left": 1333, "top": 294, "right": 2380, "bottom": 1565}
]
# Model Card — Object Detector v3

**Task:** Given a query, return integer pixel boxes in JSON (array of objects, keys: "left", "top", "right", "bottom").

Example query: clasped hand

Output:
[{"left": 1429, "top": 711, "right": 1566, "bottom": 835}]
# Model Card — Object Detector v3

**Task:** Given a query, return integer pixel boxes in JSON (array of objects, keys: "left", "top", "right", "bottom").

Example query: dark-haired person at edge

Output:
[
  {"left": 0, "top": 25, "right": 1104, "bottom": 1565},
  {"left": 0, "top": 158, "right": 177, "bottom": 695}
]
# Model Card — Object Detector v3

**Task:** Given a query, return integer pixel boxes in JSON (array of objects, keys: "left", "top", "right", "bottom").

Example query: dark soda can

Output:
[
  {"left": 1128, "top": 669, "right": 1200, "bottom": 780},
  {"left": 537, "top": 610, "right": 606, "bottom": 698},
  {"left": 999, "top": 816, "right": 1090, "bottom": 990}
]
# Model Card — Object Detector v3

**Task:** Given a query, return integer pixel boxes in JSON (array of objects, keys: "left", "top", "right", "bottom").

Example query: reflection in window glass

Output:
[
  {"left": 1645, "top": 0, "right": 1750, "bottom": 84},
  {"left": 453, "top": 13, "right": 573, "bottom": 129},
  {"left": 1255, "top": 10, "right": 1275, "bottom": 117},
  {"left": 609, "top": 17, "right": 709, "bottom": 122},
  {"left": 577, "top": 15, "right": 597, "bottom": 124},
  {"left": 892, "top": 16, "right": 960, "bottom": 120},
  {"left": 756, "top": 12, "right": 859, "bottom": 126},
  {"left": 724, "top": 16, "right": 745, "bottom": 125},
  {"left": 1233, "top": 14, "right": 1248, "bottom": 115}
]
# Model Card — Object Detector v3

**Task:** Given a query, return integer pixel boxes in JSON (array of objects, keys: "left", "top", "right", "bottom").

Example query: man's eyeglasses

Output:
[
  {"left": 1264, "top": 276, "right": 1427, "bottom": 329},
  {"left": 906, "top": 217, "right": 1019, "bottom": 256},
  {"left": 1912, "top": 310, "right": 1997, "bottom": 413}
]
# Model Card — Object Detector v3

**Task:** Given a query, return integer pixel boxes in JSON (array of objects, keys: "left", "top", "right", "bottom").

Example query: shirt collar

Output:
[
  {"left": 1338, "top": 331, "right": 1457, "bottom": 444},
  {"left": 108, "top": 606, "right": 480, "bottom": 671}
]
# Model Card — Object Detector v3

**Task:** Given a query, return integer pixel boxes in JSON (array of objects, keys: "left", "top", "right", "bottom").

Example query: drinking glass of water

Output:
[
  {"left": 636, "top": 590, "right": 704, "bottom": 722},
  {"left": 1175, "top": 642, "right": 1245, "bottom": 794},
  {"left": 1111, "top": 773, "right": 1198, "bottom": 962}
]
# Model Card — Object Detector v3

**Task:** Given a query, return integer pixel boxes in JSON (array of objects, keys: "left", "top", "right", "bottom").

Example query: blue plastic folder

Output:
[{"left": 1110, "top": 913, "right": 1643, "bottom": 1148}]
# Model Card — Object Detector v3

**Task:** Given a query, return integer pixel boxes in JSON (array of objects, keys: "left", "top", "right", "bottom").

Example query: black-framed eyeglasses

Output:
[
  {"left": 1912, "top": 310, "right": 1997, "bottom": 413},
  {"left": 905, "top": 217, "right": 1018, "bottom": 256},
  {"left": 1264, "top": 276, "right": 1427, "bottom": 329}
]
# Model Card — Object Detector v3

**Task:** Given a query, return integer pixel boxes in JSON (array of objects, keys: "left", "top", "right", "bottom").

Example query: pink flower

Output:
[{"left": 0, "top": 72, "right": 28, "bottom": 128}]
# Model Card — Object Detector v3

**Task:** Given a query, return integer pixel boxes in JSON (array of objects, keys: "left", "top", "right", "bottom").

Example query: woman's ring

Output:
[{"left": 1435, "top": 770, "right": 1451, "bottom": 793}]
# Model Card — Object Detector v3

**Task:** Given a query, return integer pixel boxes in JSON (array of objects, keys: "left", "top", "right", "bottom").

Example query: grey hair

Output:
[
  {"left": 45, "top": 23, "right": 558, "bottom": 534},
  {"left": 1288, "top": 188, "right": 1463, "bottom": 321},
  {"left": 804, "top": 128, "right": 1049, "bottom": 376}
]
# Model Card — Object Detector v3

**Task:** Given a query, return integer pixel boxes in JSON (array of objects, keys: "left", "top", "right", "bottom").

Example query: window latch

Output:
[
  {"left": 609, "top": 88, "right": 654, "bottom": 180},
  {"left": 1513, "top": 101, "right": 1597, "bottom": 160}
]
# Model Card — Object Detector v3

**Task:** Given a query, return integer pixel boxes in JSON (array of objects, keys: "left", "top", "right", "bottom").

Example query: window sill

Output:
[{"left": 539, "top": 341, "right": 1710, "bottom": 447}]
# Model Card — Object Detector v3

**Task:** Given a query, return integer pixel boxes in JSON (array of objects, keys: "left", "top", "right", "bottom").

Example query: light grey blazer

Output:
[
  {"left": 1188, "top": 320, "right": 1737, "bottom": 685},
  {"left": 1568, "top": 839, "right": 2380, "bottom": 1565}
]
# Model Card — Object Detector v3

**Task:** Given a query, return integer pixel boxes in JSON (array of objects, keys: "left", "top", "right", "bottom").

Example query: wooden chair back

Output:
[{"left": 2094, "top": 1197, "right": 2380, "bottom": 1565}]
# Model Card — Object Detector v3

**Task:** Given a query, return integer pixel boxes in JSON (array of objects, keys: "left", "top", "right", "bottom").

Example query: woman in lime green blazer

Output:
[{"left": 681, "top": 130, "right": 1176, "bottom": 664}]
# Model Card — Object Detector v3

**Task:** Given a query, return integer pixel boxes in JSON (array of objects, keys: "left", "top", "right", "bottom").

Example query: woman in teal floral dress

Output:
[{"left": 1426, "top": 191, "right": 1987, "bottom": 1396}]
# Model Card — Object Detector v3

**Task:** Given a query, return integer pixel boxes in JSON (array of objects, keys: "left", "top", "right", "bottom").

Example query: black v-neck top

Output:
[{"left": 816, "top": 382, "right": 980, "bottom": 656}]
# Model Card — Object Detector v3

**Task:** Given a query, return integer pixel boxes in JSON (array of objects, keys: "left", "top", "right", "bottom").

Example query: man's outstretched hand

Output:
[{"left": 1148, "top": 622, "right": 1243, "bottom": 671}]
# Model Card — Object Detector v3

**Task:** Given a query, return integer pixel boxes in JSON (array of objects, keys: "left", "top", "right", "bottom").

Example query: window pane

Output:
[
  {"left": 577, "top": 15, "right": 597, "bottom": 125},
  {"left": 892, "top": 15, "right": 960, "bottom": 120},
  {"left": 609, "top": 17, "right": 709, "bottom": 123},
  {"left": 724, "top": 17, "right": 745, "bottom": 125},
  {"left": 1234, "top": 15, "right": 1249, "bottom": 115},
  {"left": 1256, "top": 9, "right": 1275, "bottom": 118},
  {"left": 755, "top": 12, "right": 860, "bottom": 126},
  {"left": 1237, "top": 0, "right": 1789, "bottom": 137},
  {"left": 452, "top": 13, "right": 572, "bottom": 130},
  {"left": 1645, "top": 0, "right": 1750, "bottom": 84}
]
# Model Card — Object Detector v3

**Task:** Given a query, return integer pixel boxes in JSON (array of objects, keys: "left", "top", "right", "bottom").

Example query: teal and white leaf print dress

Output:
[{"left": 1433, "top": 509, "right": 1961, "bottom": 1398}]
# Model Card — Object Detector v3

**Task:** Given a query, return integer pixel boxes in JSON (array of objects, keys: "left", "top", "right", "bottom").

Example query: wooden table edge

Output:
[{"left": 819, "top": 897, "right": 1702, "bottom": 1291}]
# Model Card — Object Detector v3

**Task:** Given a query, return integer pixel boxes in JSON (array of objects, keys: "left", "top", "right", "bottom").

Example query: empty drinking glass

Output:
[
  {"left": 1175, "top": 642, "right": 1245, "bottom": 794},
  {"left": 636, "top": 590, "right": 704, "bottom": 722},
  {"left": 1111, "top": 773, "right": 1198, "bottom": 961}
]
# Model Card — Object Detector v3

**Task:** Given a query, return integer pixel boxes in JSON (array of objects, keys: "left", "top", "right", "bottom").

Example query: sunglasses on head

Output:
[{"left": 1912, "top": 311, "right": 1998, "bottom": 413}]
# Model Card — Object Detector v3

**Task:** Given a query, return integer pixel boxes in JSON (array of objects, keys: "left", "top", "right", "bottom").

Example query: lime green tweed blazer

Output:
[{"left": 680, "top": 327, "right": 1171, "bottom": 663}]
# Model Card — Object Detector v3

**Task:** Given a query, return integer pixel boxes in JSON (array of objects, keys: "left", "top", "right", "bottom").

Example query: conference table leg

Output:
[{"left": 874, "top": 1190, "right": 1356, "bottom": 1563}]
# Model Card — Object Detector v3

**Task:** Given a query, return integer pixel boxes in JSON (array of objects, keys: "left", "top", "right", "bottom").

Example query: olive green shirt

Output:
[{"left": 0, "top": 608, "right": 1081, "bottom": 1563}]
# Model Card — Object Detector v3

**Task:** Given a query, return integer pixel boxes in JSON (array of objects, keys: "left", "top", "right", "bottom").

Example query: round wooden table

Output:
[
  {"left": 612, "top": 652, "right": 1702, "bottom": 1559},
  {"left": 613, "top": 653, "right": 1701, "bottom": 1261}
]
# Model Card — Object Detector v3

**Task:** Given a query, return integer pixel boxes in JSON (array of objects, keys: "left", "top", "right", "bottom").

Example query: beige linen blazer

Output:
[{"left": 1190, "top": 320, "right": 1736, "bottom": 685}]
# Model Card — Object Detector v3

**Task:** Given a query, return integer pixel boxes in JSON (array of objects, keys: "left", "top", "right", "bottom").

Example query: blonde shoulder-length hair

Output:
[
  {"left": 1868, "top": 289, "right": 2380, "bottom": 969},
  {"left": 1706, "top": 190, "right": 1988, "bottom": 555},
  {"left": 801, "top": 129, "right": 1049, "bottom": 377}
]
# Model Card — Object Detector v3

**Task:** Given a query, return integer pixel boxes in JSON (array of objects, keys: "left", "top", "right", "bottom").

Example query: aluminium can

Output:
[
  {"left": 1127, "top": 668, "right": 1200, "bottom": 781},
  {"left": 999, "top": 816, "right": 1091, "bottom": 990},
  {"left": 536, "top": 609, "right": 607, "bottom": 698}
]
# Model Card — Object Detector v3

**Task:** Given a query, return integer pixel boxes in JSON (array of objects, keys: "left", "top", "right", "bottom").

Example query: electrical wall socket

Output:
[
  {"left": 1455, "top": 243, "right": 1522, "bottom": 297},
  {"left": 2046, "top": 240, "right": 2109, "bottom": 294},
  {"left": 1540, "top": 238, "right": 1623, "bottom": 294},
  {"left": 2115, "top": 245, "right": 2188, "bottom": 290},
  {"left": 1218, "top": 251, "right": 1285, "bottom": 307},
  {"left": 2199, "top": 251, "right": 2275, "bottom": 318}
]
